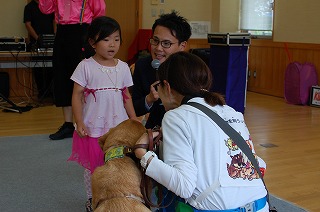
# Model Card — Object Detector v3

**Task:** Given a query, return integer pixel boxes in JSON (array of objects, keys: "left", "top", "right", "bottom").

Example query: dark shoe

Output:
[
  {"left": 85, "top": 198, "right": 93, "bottom": 212},
  {"left": 49, "top": 123, "right": 74, "bottom": 140}
]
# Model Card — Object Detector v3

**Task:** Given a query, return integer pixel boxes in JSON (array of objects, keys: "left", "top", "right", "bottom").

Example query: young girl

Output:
[{"left": 67, "top": 16, "right": 138, "bottom": 212}]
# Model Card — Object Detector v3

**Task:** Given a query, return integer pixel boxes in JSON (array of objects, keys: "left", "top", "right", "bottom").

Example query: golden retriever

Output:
[{"left": 91, "top": 119, "right": 151, "bottom": 212}]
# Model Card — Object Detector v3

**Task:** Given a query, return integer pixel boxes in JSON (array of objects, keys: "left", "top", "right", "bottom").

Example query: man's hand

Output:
[{"left": 145, "top": 80, "right": 160, "bottom": 107}]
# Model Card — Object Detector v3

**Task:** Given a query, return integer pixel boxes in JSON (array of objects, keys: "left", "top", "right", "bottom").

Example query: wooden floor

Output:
[{"left": 0, "top": 91, "right": 319, "bottom": 211}]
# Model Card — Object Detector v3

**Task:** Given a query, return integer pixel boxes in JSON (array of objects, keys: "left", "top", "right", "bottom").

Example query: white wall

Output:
[
  {"left": 142, "top": 0, "right": 213, "bottom": 29},
  {"left": 141, "top": 0, "right": 240, "bottom": 34},
  {"left": 273, "top": 0, "right": 320, "bottom": 44},
  {"left": 3, "top": 0, "right": 320, "bottom": 44},
  {"left": 218, "top": 0, "right": 239, "bottom": 32},
  {"left": 0, "top": 0, "right": 240, "bottom": 40},
  {"left": 0, "top": 0, "right": 28, "bottom": 38}
]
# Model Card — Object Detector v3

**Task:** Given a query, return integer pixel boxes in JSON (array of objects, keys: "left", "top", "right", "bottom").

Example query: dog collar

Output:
[{"left": 104, "top": 146, "right": 133, "bottom": 163}]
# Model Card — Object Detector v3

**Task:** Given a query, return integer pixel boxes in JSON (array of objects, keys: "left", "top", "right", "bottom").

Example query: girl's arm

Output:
[
  {"left": 123, "top": 87, "right": 139, "bottom": 122},
  {"left": 72, "top": 83, "right": 88, "bottom": 137}
]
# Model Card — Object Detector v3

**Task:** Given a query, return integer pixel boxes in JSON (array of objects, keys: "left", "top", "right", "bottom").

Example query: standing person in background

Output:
[
  {"left": 23, "top": 0, "right": 55, "bottom": 99},
  {"left": 39, "top": 0, "right": 106, "bottom": 140},
  {"left": 131, "top": 11, "right": 192, "bottom": 129},
  {"left": 68, "top": 16, "right": 138, "bottom": 212}
]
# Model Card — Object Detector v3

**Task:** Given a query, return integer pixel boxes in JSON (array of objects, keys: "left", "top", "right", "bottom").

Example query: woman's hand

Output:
[{"left": 134, "top": 130, "right": 159, "bottom": 159}]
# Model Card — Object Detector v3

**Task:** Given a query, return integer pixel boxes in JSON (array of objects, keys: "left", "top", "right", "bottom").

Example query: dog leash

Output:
[{"left": 138, "top": 128, "right": 175, "bottom": 209}]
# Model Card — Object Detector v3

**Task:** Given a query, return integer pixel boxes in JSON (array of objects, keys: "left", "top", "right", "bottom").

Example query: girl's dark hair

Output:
[
  {"left": 87, "top": 16, "right": 122, "bottom": 45},
  {"left": 152, "top": 11, "right": 191, "bottom": 43},
  {"left": 157, "top": 51, "right": 225, "bottom": 106}
]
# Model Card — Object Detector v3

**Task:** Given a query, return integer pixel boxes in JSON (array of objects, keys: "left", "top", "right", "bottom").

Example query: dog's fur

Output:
[{"left": 91, "top": 119, "right": 151, "bottom": 212}]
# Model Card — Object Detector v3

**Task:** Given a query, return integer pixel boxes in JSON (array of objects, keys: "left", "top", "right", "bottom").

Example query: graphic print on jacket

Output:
[{"left": 226, "top": 135, "right": 264, "bottom": 181}]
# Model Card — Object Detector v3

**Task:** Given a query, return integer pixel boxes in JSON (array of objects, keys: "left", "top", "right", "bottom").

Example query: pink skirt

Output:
[{"left": 68, "top": 131, "right": 104, "bottom": 173}]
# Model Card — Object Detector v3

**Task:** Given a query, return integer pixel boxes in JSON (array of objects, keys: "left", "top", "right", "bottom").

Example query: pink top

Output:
[
  {"left": 71, "top": 57, "right": 133, "bottom": 137},
  {"left": 39, "top": 0, "right": 106, "bottom": 25}
]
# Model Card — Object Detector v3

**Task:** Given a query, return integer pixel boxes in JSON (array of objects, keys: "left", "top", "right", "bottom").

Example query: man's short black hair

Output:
[{"left": 152, "top": 11, "right": 192, "bottom": 43}]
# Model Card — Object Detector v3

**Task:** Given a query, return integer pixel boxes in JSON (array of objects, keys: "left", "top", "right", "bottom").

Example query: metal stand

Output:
[{"left": 0, "top": 92, "right": 22, "bottom": 113}]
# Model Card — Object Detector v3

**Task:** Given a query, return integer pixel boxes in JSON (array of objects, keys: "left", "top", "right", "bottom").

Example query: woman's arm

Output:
[{"left": 135, "top": 111, "right": 197, "bottom": 198}]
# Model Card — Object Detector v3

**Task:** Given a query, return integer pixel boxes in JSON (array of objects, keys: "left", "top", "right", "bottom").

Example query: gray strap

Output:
[
  {"left": 185, "top": 102, "right": 271, "bottom": 208},
  {"left": 192, "top": 181, "right": 219, "bottom": 207},
  {"left": 186, "top": 102, "right": 263, "bottom": 179}
]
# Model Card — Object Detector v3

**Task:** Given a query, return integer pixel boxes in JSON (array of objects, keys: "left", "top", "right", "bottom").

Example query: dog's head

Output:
[{"left": 98, "top": 119, "right": 146, "bottom": 152}]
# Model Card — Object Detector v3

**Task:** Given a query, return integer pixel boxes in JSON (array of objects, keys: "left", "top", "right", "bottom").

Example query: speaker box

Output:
[{"left": 0, "top": 72, "right": 9, "bottom": 98}]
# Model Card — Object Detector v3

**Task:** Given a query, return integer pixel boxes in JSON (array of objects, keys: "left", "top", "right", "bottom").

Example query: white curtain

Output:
[{"left": 240, "top": 0, "right": 273, "bottom": 31}]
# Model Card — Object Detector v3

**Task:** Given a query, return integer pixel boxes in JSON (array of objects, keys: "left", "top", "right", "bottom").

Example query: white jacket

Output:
[{"left": 146, "top": 97, "right": 268, "bottom": 211}]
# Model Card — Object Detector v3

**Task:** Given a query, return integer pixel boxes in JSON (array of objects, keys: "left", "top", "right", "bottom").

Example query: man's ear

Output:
[{"left": 179, "top": 41, "right": 187, "bottom": 51}]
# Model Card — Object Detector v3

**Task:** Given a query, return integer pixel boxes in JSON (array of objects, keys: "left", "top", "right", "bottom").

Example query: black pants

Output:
[{"left": 52, "top": 24, "right": 94, "bottom": 107}]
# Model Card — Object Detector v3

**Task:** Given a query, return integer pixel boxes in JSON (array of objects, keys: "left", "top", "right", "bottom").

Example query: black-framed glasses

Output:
[{"left": 149, "top": 38, "right": 177, "bottom": 48}]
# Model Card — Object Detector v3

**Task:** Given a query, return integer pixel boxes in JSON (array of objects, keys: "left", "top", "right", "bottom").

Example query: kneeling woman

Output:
[{"left": 134, "top": 51, "right": 269, "bottom": 211}]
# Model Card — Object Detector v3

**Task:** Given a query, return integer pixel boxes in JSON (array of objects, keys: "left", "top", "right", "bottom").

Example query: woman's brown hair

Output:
[{"left": 157, "top": 51, "right": 225, "bottom": 106}]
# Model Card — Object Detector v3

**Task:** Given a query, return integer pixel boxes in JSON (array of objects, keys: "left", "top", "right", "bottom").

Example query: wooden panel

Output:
[
  {"left": 139, "top": 37, "right": 320, "bottom": 98},
  {"left": 180, "top": 38, "right": 320, "bottom": 98},
  {"left": 185, "top": 39, "right": 210, "bottom": 51},
  {"left": 248, "top": 39, "right": 320, "bottom": 97},
  {"left": 5, "top": 68, "right": 33, "bottom": 97},
  {"left": 105, "top": 0, "right": 140, "bottom": 62}
]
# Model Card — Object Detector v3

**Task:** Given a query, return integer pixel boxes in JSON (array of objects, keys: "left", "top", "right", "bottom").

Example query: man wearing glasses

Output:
[{"left": 131, "top": 11, "right": 192, "bottom": 129}]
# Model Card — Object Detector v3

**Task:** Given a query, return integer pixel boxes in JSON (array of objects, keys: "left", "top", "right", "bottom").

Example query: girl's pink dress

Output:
[
  {"left": 68, "top": 57, "right": 133, "bottom": 173},
  {"left": 69, "top": 132, "right": 104, "bottom": 173}
]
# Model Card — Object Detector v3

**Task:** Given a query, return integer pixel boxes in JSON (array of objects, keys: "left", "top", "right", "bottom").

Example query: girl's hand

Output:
[
  {"left": 134, "top": 131, "right": 159, "bottom": 159},
  {"left": 75, "top": 122, "right": 88, "bottom": 137}
]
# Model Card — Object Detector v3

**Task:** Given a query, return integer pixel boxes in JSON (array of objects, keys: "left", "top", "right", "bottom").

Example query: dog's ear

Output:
[{"left": 98, "top": 132, "right": 109, "bottom": 150}]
